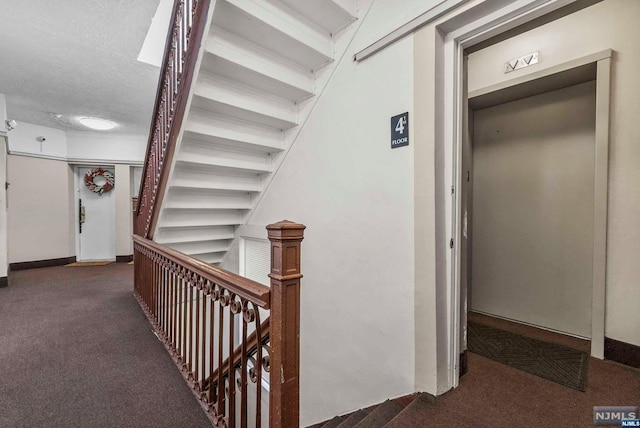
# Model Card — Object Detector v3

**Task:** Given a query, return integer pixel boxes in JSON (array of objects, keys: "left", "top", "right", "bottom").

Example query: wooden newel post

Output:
[{"left": 267, "top": 220, "right": 305, "bottom": 428}]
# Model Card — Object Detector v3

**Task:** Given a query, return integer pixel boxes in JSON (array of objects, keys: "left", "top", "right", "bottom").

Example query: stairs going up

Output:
[
  {"left": 309, "top": 393, "right": 437, "bottom": 428},
  {"left": 154, "top": 0, "right": 358, "bottom": 264}
]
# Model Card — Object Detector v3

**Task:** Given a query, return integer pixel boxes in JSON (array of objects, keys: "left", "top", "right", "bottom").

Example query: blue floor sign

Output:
[{"left": 391, "top": 112, "right": 409, "bottom": 149}]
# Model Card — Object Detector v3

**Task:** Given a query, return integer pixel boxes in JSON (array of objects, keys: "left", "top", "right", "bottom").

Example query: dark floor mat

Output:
[{"left": 468, "top": 321, "right": 589, "bottom": 391}]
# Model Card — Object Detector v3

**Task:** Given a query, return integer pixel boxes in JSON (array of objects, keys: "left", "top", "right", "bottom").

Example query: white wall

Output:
[
  {"left": 246, "top": 8, "right": 416, "bottom": 424},
  {"left": 467, "top": 0, "right": 640, "bottom": 348},
  {"left": 354, "top": 0, "right": 462, "bottom": 53},
  {"left": 6, "top": 122, "right": 146, "bottom": 165},
  {"left": 7, "top": 155, "right": 75, "bottom": 263},
  {"left": 5, "top": 122, "right": 144, "bottom": 263},
  {"left": 7, "top": 121, "right": 68, "bottom": 160},
  {"left": 66, "top": 132, "right": 146, "bottom": 164}
]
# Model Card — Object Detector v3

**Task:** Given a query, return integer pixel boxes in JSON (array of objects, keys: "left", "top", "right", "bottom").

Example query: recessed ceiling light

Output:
[{"left": 78, "top": 117, "right": 116, "bottom": 131}]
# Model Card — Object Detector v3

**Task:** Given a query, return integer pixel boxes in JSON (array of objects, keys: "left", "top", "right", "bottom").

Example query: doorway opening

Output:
[
  {"left": 457, "top": 48, "right": 611, "bottom": 387},
  {"left": 75, "top": 165, "right": 116, "bottom": 262}
]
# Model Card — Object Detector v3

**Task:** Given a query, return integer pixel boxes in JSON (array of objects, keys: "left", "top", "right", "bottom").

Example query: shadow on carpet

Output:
[{"left": 468, "top": 321, "right": 589, "bottom": 391}]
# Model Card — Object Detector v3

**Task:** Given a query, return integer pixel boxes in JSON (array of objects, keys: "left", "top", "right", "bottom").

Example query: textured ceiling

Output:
[{"left": 0, "top": 0, "right": 162, "bottom": 134}]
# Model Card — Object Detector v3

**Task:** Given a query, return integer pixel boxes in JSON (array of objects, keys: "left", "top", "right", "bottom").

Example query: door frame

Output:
[
  {"left": 463, "top": 49, "right": 612, "bottom": 347},
  {"left": 444, "top": 4, "right": 612, "bottom": 388},
  {"left": 415, "top": 0, "right": 612, "bottom": 392},
  {"left": 74, "top": 164, "right": 117, "bottom": 261}
]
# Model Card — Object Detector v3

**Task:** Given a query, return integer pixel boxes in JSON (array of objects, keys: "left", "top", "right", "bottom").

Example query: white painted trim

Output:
[
  {"left": 354, "top": 0, "right": 468, "bottom": 62},
  {"left": 65, "top": 131, "right": 148, "bottom": 140},
  {"left": 7, "top": 151, "right": 68, "bottom": 162},
  {"left": 469, "top": 49, "right": 612, "bottom": 98},
  {"left": 6, "top": 150, "right": 143, "bottom": 166},
  {"left": 591, "top": 56, "right": 611, "bottom": 359},
  {"left": 67, "top": 158, "right": 143, "bottom": 166}
]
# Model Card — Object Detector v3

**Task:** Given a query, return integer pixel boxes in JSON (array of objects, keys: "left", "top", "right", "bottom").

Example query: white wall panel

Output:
[{"left": 247, "top": 25, "right": 416, "bottom": 426}]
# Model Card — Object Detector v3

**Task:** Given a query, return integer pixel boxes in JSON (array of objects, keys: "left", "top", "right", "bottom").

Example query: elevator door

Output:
[{"left": 471, "top": 81, "right": 596, "bottom": 338}]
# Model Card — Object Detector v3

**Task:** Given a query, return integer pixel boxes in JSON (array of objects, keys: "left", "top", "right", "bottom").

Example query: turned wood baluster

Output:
[
  {"left": 267, "top": 221, "right": 305, "bottom": 428},
  {"left": 255, "top": 307, "right": 263, "bottom": 428},
  {"left": 182, "top": 273, "right": 188, "bottom": 364},
  {"left": 240, "top": 305, "right": 248, "bottom": 428},
  {"left": 227, "top": 295, "right": 236, "bottom": 427},
  {"left": 217, "top": 296, "right": 225, "bottom": 420},
  {"left": 208, "top": 292, "right": 215, "bottom": 405},
  {"left": 194, "top": 282, "right": 200, "bottom": 383},
  {"left": 188, "top": 282, "right": 194, "bottom": 374},
  {"left": 200, "top": 286, "right": 206, "bottom": 389}
]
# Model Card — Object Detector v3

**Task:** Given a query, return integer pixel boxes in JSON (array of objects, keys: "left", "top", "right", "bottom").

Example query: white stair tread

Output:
[
  {"left": 185, "top": 110, "right": 284, "bottom": 153},
  {"left": 203, "top": 29, "right": 314, "bottom": 102},
  {"left": 193, "top": 72, "right": 298, "bottom": 130},
  {"left": 214, "top": 0, "right": 333, "bottom": 70}
]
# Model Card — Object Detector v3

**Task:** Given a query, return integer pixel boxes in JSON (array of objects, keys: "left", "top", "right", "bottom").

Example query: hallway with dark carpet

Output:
[{"left": 0, "top": 264, "right": 210, "bottom": 428}]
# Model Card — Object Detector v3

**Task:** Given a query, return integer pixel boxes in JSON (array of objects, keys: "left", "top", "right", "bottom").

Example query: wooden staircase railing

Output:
[
  {"left": 133, "top": 221, "right": 305, "bottom": 427},
  {"left": 133, "top": 2, "right": 305, "bottom": 426},
  {"left": 134, "top": 0, "right": 210, "bottom": 239}
]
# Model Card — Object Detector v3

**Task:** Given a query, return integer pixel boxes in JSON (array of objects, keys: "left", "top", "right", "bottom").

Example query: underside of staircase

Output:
[
  {"left": 309, "top": 394, "right": 437, "bottom": 428},
  {"left": 154, "top": 0, "right": 359, "bottom": 264}
]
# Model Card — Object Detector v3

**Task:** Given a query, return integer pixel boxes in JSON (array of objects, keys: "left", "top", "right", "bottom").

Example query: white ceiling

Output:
[{"left": 0, "top": 0, "right": 164, "bottom": 134}]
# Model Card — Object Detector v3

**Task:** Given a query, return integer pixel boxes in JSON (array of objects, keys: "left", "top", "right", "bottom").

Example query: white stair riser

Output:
[
  {"left": 168, "top": 240, "right": 231, "bottom": 255},
  {"left": 156, "top": 226, "right": 236, "bottom": 244},
  {"left": 165, "top": 188, "right": 253, "bottom": 210},
  {"left": 275, "top": 0, "right": 357, "bottom": 35},
  {"left": 179, "top": 139, "right": 273, "bottom": 173},
  {"left": 162, "top": 209, "right": 245, "bottom": 227}
]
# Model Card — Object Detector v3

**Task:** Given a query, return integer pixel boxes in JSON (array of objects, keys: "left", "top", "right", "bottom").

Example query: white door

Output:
[{"left": 76, "top": 166, "right": 116, "bottom": 261}]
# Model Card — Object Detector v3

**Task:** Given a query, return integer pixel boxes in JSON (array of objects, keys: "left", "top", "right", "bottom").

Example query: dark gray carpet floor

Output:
[{"left": 0, "top": 264, "right": 211, "bottom": 428}]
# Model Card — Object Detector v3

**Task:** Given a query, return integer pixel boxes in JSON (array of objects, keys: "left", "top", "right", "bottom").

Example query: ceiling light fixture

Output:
[{"left": 78, "top": 117, "right": 116, "bottom": 131}]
